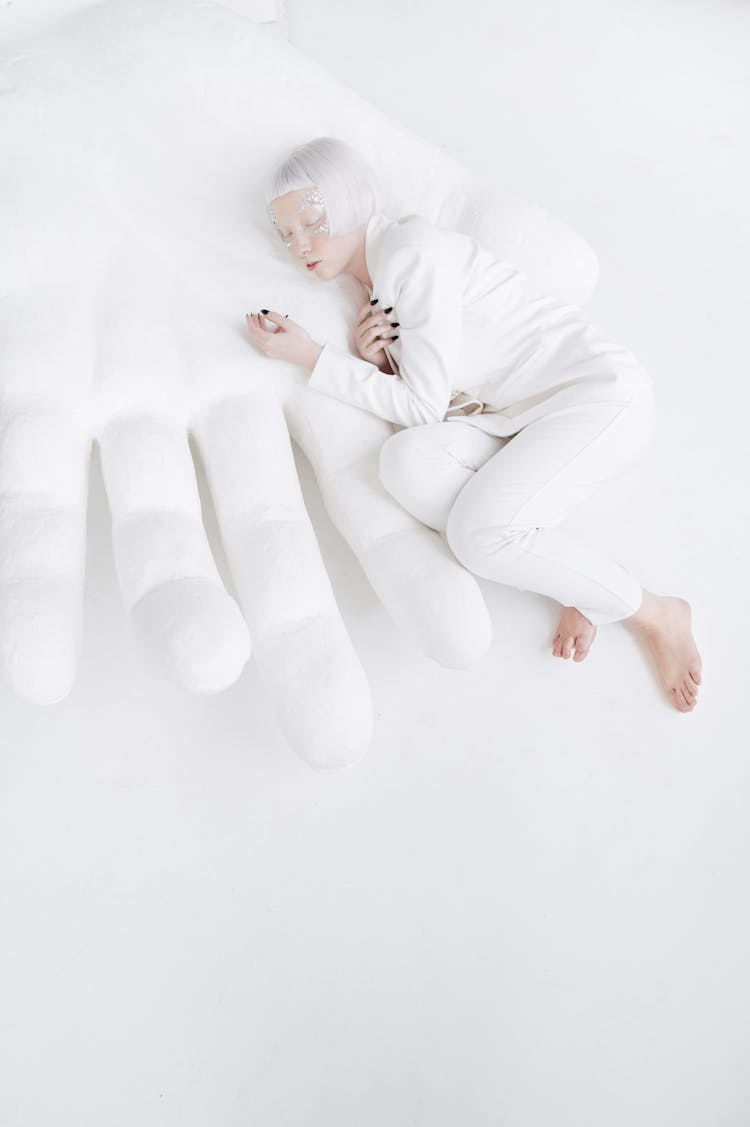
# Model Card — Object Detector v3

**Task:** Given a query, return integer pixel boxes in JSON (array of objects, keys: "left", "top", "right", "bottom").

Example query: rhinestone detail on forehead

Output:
[
  {"left": 268, "top": 188, "right": 329, "bottom": 243},
  {"left": 297, "top": 189, "right": 326, "bottom": 211}
]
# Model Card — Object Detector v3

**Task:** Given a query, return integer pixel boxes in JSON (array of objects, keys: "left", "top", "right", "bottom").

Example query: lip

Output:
[{"left": 306, "top": 260, "right": 321, "bottom": 271}]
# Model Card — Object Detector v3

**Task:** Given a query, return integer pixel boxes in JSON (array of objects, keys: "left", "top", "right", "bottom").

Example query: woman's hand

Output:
[
  {"left": 353, "top": 300, "right": 399, "bottom": 374},
  {"left": 245, "top": 311, "right": 323, "bottom": 372}
]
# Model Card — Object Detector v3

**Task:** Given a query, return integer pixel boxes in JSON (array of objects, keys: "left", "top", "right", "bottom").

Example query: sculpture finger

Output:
[
  {"left": 285, "top": 389, "right": 493, "bottom": 669},
  {"left": 97, "top": 411, "right": 251, "bottom": 693},
  {"left": 0, "top": 288, "right": 97, "bottom": 704},
  {"left": 0, "top": 399, "right": 90, "bottom": 704},
  {"left": 191, "top": 392, "right": 372, "bottom": 770},
  {"left": 92, "top": 258, "right": 251, "bottom": 693}
]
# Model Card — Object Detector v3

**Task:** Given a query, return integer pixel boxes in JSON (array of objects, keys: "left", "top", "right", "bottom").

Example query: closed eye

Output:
[{"left": 278, "top": 221, "right": 321, "bottom": 238}]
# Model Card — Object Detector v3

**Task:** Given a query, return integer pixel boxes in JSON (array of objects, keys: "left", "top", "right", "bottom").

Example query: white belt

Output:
[{"left": 445, "top": 391, "right": 486, "bottom": 418}]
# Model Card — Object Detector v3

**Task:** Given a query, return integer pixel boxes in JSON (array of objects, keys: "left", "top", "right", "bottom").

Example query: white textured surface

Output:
[{"left": 1, "top": 1, "right": 748, "bottom": 1125}]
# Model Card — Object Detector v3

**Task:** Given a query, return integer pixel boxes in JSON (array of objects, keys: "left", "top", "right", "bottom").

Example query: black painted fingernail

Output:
[
  {"left": 390, "top": 321, "right": 399, "bottom": 327},
  {"left": 392, "top": 334, "right": 399, "bottom": 340},
  {"left": 370, "top": 298, "right": 378, "bottom": 305},
  {"left": 384, "top": 306, "right": 393, "bottom": 314},
  {"left": 261, "top": 309, "right": 269, "bottom": 314}
]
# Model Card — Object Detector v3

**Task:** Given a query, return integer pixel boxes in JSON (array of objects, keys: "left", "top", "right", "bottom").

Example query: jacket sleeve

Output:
[{"left": 306, "top": 241, "right": 463, "bottom": 427}]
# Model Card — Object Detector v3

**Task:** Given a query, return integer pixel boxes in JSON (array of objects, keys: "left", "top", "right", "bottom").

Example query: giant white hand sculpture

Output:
[{"left": 0, "top": 0, "right": 599, "bottom": 768}]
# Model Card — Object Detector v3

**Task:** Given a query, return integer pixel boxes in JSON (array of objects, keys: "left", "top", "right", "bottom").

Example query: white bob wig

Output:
[{"left": 265, "top": 136, "right": 382, "bottom": 239}]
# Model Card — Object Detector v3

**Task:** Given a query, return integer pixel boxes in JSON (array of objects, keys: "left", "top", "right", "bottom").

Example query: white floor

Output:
[{"left": 2, "top": 2, "right": 749, "bottom": 1124}]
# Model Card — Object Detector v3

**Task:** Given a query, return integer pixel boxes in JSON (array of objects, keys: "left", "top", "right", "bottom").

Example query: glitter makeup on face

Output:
[
  {"left": 297, "top": 189, "right": 325, "bottom": 213},
  {"left": 268, "top": 188, "right": 329, "bottom": 246}
]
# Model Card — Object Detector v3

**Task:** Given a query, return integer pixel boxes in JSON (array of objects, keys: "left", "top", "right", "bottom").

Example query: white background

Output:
[{"left": 1, "top": 1, "right": 749, "bottom": 1124}]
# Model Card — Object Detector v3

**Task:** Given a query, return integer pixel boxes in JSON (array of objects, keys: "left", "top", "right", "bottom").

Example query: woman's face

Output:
[{"left": 269, "top": 187, "right": 354, "bottom": 281}]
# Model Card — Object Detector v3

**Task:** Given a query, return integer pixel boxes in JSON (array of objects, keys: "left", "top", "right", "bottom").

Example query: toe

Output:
[
  {"left": 562, "top": 635, "right": 574, "bottom": 658},
  {"left": 674, "top": 686, "right": 693, "bottom": 711},
  {"left": 683, "top": 679, "right": 697, "bottom": 698},
  {"left": 573, "top": 645, "right": 590, "bottom": 662},
  {"left": 690, "top": 667, "right": 702, "bottom": 686}
]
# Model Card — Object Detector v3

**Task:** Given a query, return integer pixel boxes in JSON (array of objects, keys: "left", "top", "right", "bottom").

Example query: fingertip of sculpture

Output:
[
  {"left": 0, "top": 580, "right": 81, "bottom": 704},
  {"left": 253, "top": 616, "right": 373, "bottom": 769},
  {"left": 130, "top": 577, "right": 252, "bottom": 694}
]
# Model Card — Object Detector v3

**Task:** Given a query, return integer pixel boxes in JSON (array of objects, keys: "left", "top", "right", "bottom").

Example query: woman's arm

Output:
[{"left": 307, "top": 242, "right": 463, "bottom": 428}]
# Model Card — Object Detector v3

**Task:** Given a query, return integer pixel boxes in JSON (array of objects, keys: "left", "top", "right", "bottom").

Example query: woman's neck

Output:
[{"left": 342, "top": 224, "right": 373, "bottom": 290}]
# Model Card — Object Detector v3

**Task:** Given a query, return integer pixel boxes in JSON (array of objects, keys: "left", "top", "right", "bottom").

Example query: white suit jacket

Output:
[{"left": 308, "top": 212, "right": 651, "bottom": 437}]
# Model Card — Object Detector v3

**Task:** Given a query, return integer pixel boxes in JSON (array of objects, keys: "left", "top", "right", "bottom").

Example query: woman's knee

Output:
[{"left": 445, "top": 491, "right": 527, "bottom": 571}]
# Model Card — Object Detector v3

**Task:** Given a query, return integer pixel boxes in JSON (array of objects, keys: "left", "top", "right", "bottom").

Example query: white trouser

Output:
[{"left": 378, "top": 387, "right": 656, "bottom": 626}]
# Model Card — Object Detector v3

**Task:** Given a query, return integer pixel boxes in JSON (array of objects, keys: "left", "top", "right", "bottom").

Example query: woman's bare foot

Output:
[
  {"left": 625, "top": 590, "right": 702, "bottom": 712},
  {"left": 552, "top": 606, "right": 597, "bottom": 662}
]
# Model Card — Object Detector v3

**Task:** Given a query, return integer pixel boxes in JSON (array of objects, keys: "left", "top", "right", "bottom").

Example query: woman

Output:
[{"left": 246, "top": 137, "right": 702, "bottom": 713}]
